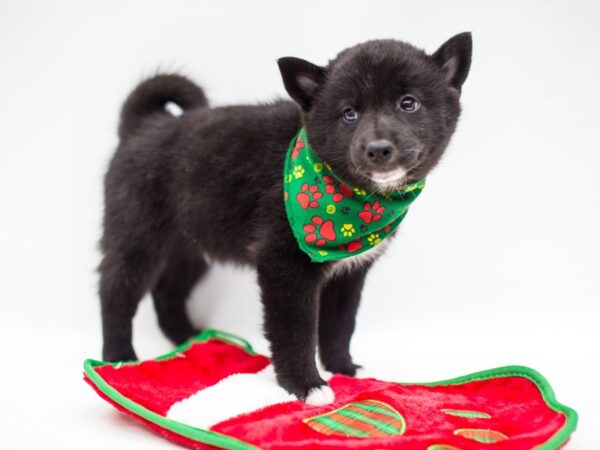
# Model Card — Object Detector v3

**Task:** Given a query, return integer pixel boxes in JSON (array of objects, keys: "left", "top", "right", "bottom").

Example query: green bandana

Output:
[{"left": 283, "top": 129, "right": 425, "bottom": 263}]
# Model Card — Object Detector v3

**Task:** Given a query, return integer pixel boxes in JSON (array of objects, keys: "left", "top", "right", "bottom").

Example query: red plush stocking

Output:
[{"left": 84, "top": 330, "right": 577, "bottom": 449}]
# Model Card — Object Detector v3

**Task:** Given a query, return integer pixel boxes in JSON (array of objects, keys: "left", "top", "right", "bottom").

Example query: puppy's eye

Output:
[
  {"left": 342, "top": 107, "right": 358, "bottom": 123},
  {"left": 399, "top": 96, "right": 420, "bottom": 113}
]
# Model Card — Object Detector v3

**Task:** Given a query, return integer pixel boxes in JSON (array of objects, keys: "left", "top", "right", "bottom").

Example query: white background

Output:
[{"left": 1, "top": 0, "right": 598, "bottom": 447}]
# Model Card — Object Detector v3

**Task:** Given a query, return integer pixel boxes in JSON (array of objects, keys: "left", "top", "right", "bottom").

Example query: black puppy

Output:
[{"left": 99, "top": 33, "right": 472, "bottom": 405}]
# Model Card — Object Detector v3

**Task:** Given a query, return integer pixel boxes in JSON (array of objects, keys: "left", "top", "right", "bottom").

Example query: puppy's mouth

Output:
[{"left": 367, "top": 167, "right": 408, "bottom": 190}]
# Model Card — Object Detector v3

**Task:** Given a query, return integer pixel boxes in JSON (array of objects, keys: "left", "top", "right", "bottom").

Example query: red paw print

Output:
[
  {"left": 322, "top": 175, "right": 353, "bottom": 202},
  {"left": 338, "top": 237, "right": 363, "bottom": 253},
  {"left": 291, "top": 134, "right": 305, "bottom": 160},
  {"left": 296, "top": 183, "right": 323, "bottom": 209},
  {"left": 303, "top": 216, "right": 336, "bottom": 247},
  {"left": 358, "top": 201, "right": 385, "bottom": 224}
]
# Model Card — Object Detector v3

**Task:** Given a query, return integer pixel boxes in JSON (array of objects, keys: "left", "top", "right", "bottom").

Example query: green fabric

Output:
[{"left": 283, "top": 129, "right": 425, "bottom": 262}]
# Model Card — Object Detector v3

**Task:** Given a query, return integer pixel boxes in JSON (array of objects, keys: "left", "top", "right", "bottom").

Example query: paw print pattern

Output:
[
  {"left": 322, "top": 175, "right": 354, "bottom": 202},
  {"left": 358, "top": 201, "right": 385, "bottom": 224},
  {"left": 293, "top": 165, "right": 305, "bottom": 179},
  {"left": 338, "top": 237, "right": 363, "bottom": 253},
  {"left": 303, "top": 216, "right": 336, "bottom": 247},
  {"left": 291, "top": 134, "right": 305, "bottom": 160},
  {"left": 340, "top": 224, "right": 355, "bottom": 237},
  {"left": 296, "top": 183, "right": 323, "bottom": 209},
  {"left": 367, "top": 233, "right": 381, "bottom": 246},
  {"left": 378, "top": 224, "right": 392, "bottom": 234}
]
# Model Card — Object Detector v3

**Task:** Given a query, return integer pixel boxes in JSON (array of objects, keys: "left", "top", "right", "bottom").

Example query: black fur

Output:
[{"left": 99, "top": 34, "right": 472, "bottom": 400}]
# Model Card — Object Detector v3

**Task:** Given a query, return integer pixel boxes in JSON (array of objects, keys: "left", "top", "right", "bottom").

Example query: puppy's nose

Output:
[{"left": 365, "top": 140, "right": 395, "bottom": 164}]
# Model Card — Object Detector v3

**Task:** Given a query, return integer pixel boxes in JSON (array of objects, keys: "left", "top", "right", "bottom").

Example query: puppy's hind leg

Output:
[
  {"left": 99, "top": 174, "right": 172, "bottom": 362},
  {"left": 99, "top": 244, "right": 166, "bottom": 362},
  {"left": 152, "top": 248, "right": 209, "bottom": 345}
]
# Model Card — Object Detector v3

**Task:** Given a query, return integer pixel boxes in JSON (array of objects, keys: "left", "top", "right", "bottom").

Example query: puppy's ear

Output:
[
  {"left": 277, "top": 57, "right": 326, "bottom": 111},
  {"left": 432, "top": 32, "right": 472, "bottom": 91}
]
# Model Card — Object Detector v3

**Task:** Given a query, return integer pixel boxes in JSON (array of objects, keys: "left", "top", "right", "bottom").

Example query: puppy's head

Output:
[{"left": 278, "top": 33, "right": 472, "bottom": 191}]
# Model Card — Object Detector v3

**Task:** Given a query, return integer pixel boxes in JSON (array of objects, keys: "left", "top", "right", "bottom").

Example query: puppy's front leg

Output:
[
  {"left": 257, "top": 251, "right": 334, "bottom": 405},
  {"left": 318, "top": 265, "right": 371, "bottom": 376}
]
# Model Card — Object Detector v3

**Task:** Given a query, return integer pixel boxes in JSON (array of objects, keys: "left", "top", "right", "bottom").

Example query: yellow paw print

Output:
[
  {"left": 318, "top": 250, "right": 328, "bottom": 256},
  {"left": 367, "top": 233, "right": 381, "bottom": 245},
  {"left": 314, "top": 162, "right": 323, "bottom": 173},
  {"left": 340, "top": 224, "right": 355, "bottom": 237},
  {"left": 354, "top": 187, "right": 367, "bottom": 196},
  {"left": 326, "top": 204, "right": 336, "bottom": 214},
  {"left": 293, "top": 165, "right": 305, "bottom": 179}
]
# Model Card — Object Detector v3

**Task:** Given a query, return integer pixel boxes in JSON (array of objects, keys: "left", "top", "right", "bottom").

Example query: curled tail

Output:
[{"left": 118, "top": 74, "right": 208, "bottom": 139}]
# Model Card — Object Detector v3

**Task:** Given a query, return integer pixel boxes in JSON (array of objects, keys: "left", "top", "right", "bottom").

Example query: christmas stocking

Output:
[{"left": 84, "top": 329, "right": 577, "bottom": 449}]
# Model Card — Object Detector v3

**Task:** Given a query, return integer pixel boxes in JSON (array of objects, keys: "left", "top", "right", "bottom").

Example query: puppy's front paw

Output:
[
  {"left": 305, "top": 385, "right": 335, "bottom": 406},
  {"left": 325, "top": 361, "right": 362, "bottom": 377},
  {"left": 278, "top": 375, "right": 335, "bottom": 405},
  {"left": 102, "top": 345, "right": 138, "bottom": 363},
  {"left": 322, "top": 352, "right": 362, "bottom": 376}
]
